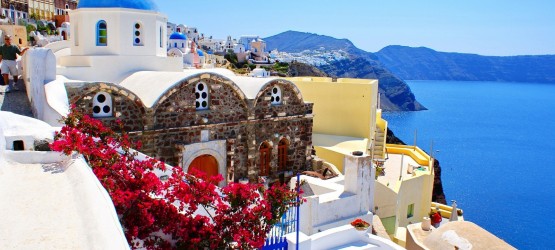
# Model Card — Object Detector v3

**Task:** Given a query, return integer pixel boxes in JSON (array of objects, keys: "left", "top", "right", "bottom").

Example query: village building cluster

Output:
[{"left": 0, "top": 0, "right": 516, "bottom": 249}]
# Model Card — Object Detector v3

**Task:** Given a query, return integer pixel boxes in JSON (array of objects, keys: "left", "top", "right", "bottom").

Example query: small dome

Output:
[
  {"left": 78, "top": 0, "right": 158, "bottom": 11},
  {"left": 197, "top": 50, "right": 204, "bottom": 56},
  {"left": 169, "top": 32, "right": 187, "bottom": 40}
]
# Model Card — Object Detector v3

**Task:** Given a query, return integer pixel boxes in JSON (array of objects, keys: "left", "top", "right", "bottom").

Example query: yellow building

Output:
[
  {"left": 288, "top": 77, "right": 379, "bottom": 172},
  {"left": 374, "top": 144, "right": 434, "bottom": 246},
  {"left": 29, "top": 0, "right": 55, "bottom": 20},
  {"left": 288, "top": 76, "right": 435, "bottom": 247}
]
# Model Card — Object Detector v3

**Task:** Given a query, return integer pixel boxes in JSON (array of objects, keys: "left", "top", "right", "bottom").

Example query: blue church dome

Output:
[
  {"left": 197, "top": 50, "right": 204, "bottom": 56},
  {"left": 78, "top": 0, "right": 158, "bottom": 11},
  {"left": 169, "top": 32, "right": 187, "bottom": 40}
]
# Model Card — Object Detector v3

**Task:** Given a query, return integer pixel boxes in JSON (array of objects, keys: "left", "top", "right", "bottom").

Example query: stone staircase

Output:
[{"left": 372, "top": 125, "right": 386, "bottom": 160}]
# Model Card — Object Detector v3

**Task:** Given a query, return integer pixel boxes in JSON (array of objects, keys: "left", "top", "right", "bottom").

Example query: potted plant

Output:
[{"left": 350, "top": 218, "right": 370, "bottom": 232}]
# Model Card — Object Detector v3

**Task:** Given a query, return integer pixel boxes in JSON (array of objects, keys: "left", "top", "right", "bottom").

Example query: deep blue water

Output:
[{"left": 383, "top": 80, "right": 555, "bottom": 250}]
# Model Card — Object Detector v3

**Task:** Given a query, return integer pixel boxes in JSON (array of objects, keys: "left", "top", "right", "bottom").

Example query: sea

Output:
[{"left": 382, "top": 80, "right": 555, "bottom": 250}]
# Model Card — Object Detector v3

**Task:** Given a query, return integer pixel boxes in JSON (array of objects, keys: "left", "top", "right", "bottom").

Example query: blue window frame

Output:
[{"left": 97, "top": 20, "right": 107, "bottom": 46}]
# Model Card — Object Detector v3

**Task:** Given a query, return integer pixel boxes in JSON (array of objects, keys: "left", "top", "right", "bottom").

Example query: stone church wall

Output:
[{"left": 66, "top": 76, "right": 314, "bottom": 184}]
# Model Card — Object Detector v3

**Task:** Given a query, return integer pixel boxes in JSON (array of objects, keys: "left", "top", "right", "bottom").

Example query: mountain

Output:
[
  {"left": 265, "top": 31, "right": 426, "bottom": 111},
  {"left": 265, "top": 31, "right": 359, "bottom": 54},
  {"left": 375, "top": 45, "right": 555, "bottom": 83},
  {"left": 287, "top": 61, "right": 328, "bottom": 77}
]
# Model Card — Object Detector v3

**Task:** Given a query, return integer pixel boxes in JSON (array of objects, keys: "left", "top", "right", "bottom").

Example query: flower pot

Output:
[
  {"left": 421, "top": 216, "right": 431, "bottom": 231},
  {"left": 354, "top": 226, "right": 369, "bottom": 237}
]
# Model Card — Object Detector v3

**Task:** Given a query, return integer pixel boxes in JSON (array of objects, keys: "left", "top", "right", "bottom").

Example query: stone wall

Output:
[
  {"left": 153, "top": 77, "right": 248, "bottom": 129},
  {"left": 66, "top": 75, "right": 314, "bottom": 184},
  {"left": 131, "top": 116, "right": 312, "bottom": 183},
  {"left": 253, "top": 79, "right": 306, "bottom": 119},
  {"left": 66, "top": 82, "right": 146, "bottom": 131}
]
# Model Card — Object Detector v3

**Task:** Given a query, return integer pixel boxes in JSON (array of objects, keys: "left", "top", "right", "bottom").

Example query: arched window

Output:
[
  {"left": 259, "top": 142, "right": 271, "bottom": 176},
  {"left": 133, "top": 22, "right": 144, "bottom": 46},
  {"left": 195, "top": 82, "right": 209, "bottom": 110},
  {"left": 271, "top": 86, "right": 282, "bottom": 105},
  {"left": 96, "top": 20, "right": 107, "bottom": 46},
  {"left": 278, "top": 139, "right": 288, "bottom": 171},
  {"left": 92, "top": 92, "right": 112, "bottom": 118}
]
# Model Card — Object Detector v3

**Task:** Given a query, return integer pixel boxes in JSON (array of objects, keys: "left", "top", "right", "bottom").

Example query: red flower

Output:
[
  {"left": 350, "top": 218, "right": 370, "bottom": 228},
  {"left": 51, "top": 108, "right": 303, "bottom": 249}
]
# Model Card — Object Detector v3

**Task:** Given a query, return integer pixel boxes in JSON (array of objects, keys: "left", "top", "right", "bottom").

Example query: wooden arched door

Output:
[
  {"left": 188, "top": 154, "right": 219, "bottom": 178},
  {"left": 259, "top": 142, "right": 271, "bottom": 176}
]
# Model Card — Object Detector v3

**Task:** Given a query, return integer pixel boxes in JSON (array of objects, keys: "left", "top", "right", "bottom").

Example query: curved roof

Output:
[
  {"left": 197, "top": 50, "right": 204, "bottom": 56},
  {"left": 77, "top": 0, "right": 158, "bottom": 11},
  {"left": 118, "top": 69, "right": 296, "bottom": 109},
  {"left": 169, "top": 32, "right": 187, "bottom": 40},
  {"left": 423, "top": 221, "right": 515, "bottom": 249}
]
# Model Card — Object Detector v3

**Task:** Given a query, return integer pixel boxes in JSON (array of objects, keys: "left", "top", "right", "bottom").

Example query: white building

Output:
[
  {"left": 198, "top": 37, "right": 224, "bottom": 52},
  {"left": 0, "top": 112, "right": 129, "bottom": 249},
  {"left": 238, "top": 35, "right": 259, "bottom": 51},
  {"left": 1, "top": 5, "right": 28, "bottom": 24},
  {"left": 184, "top": 26, "right": 199, "bottom": 43},
  {"left": 223, "top": 35, "right": 235, "bottom": 52},
  {"left": 58, "top": 0, "right": 182, "bottom": 83},
  {"left": 250, "top": 68, "right": 269, "bottom": 78},
  {"left": 167, "top": 21, "right": 176, "bottom": 34},
  {"left": 168, "top": 31, "right": 188, "bottom": 52}
]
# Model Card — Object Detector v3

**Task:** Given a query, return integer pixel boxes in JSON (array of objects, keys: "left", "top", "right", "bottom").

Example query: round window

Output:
[
  {"left": 195, "top": 82, "right": 209, "bottom": 110},
  {"left": 271, "top": 86, "right": 282, "bottom": 105}
]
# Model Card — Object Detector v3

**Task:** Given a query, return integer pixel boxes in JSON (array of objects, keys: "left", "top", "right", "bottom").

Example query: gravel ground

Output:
[{"left": 0, "top": 80, "right": 33, "bottom": 117}]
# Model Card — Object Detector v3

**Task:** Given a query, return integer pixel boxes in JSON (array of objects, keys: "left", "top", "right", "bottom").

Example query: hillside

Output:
[
  {"left": 287, "top": 61, "right": 328, "bottom": 77},
  {"left": 265, "top": 31, "right": 359, "bottom": 54},
  {"left": 265, "top": 31, "right": 426, "bottom": 111},
  {"left": 376, "top": 45, "right": 555, "bottom": 83}
]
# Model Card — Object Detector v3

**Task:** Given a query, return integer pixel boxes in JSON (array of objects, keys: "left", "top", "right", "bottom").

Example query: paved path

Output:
[
  {"left": 0, "top": 80, "right": 33, "bottom": 117},
  {"left": 0, "top": 156, "right": 130, "bottom": 249}
]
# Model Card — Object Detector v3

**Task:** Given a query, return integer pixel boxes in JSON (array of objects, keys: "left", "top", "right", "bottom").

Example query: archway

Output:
[
  {"left": 188, "top": 154, "right": 219, "bottom": 178},
  {"left": 61, "top": 31, "right": 67, "bottom": 40}
]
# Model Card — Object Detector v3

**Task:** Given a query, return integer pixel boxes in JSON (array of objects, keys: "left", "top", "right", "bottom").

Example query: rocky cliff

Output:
[
  {"left": 376, "top": 45, "right": 555, "bottom": 83},
  {"left": 287, "top": 61, "right": 328, "bottom": 77},
  {"left": 265, "top": 31, "right": 426, "bottom": 111}
]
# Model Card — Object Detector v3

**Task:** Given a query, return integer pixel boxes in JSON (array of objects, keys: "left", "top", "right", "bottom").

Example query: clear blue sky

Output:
[{"left": 153, "top": 0, "right": 555, "bottom": 56}]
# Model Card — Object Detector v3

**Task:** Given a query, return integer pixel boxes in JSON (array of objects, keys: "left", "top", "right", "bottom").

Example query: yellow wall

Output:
[
  {"left": 376, "top": 144, "right": 435, "bottom": 242},
  {"left": 313, "top": 146, "right": 346, "bottom": 173},
  {"left": 375, "top": 181, "right": 399, "bottom": 219},
  {"left": 0, "top": 25, "right": 28, "bottom": 47},
  {"left": 375, "top": 109, "right": 388, "bottom": 158},
  {"left": 386, "top": 144, "right": 430, "bottom": 166},
  {"left": 396, "top": 174, "right": 434, "bottom": 228},
  {"left": 29, "top": 0, "right": 55, "bottom": 20},
  {"left": 288, "top": 77, "right": 379, "bottom": 140}
]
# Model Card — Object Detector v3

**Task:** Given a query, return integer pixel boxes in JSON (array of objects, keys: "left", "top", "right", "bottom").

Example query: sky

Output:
[{"left": 153, "top": 0, "right": 555, "bottom": 56}]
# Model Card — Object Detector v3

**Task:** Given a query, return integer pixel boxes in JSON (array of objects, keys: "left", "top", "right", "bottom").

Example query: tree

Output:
[
  {"left": 29, "top": 12, "right": 40, "bottom": 21},
  {"left": 51, "top": 108, "right": 302, "bottom": 249},
  {"left": 225, "top": 50, "right": 238, "bottom": 65}
]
